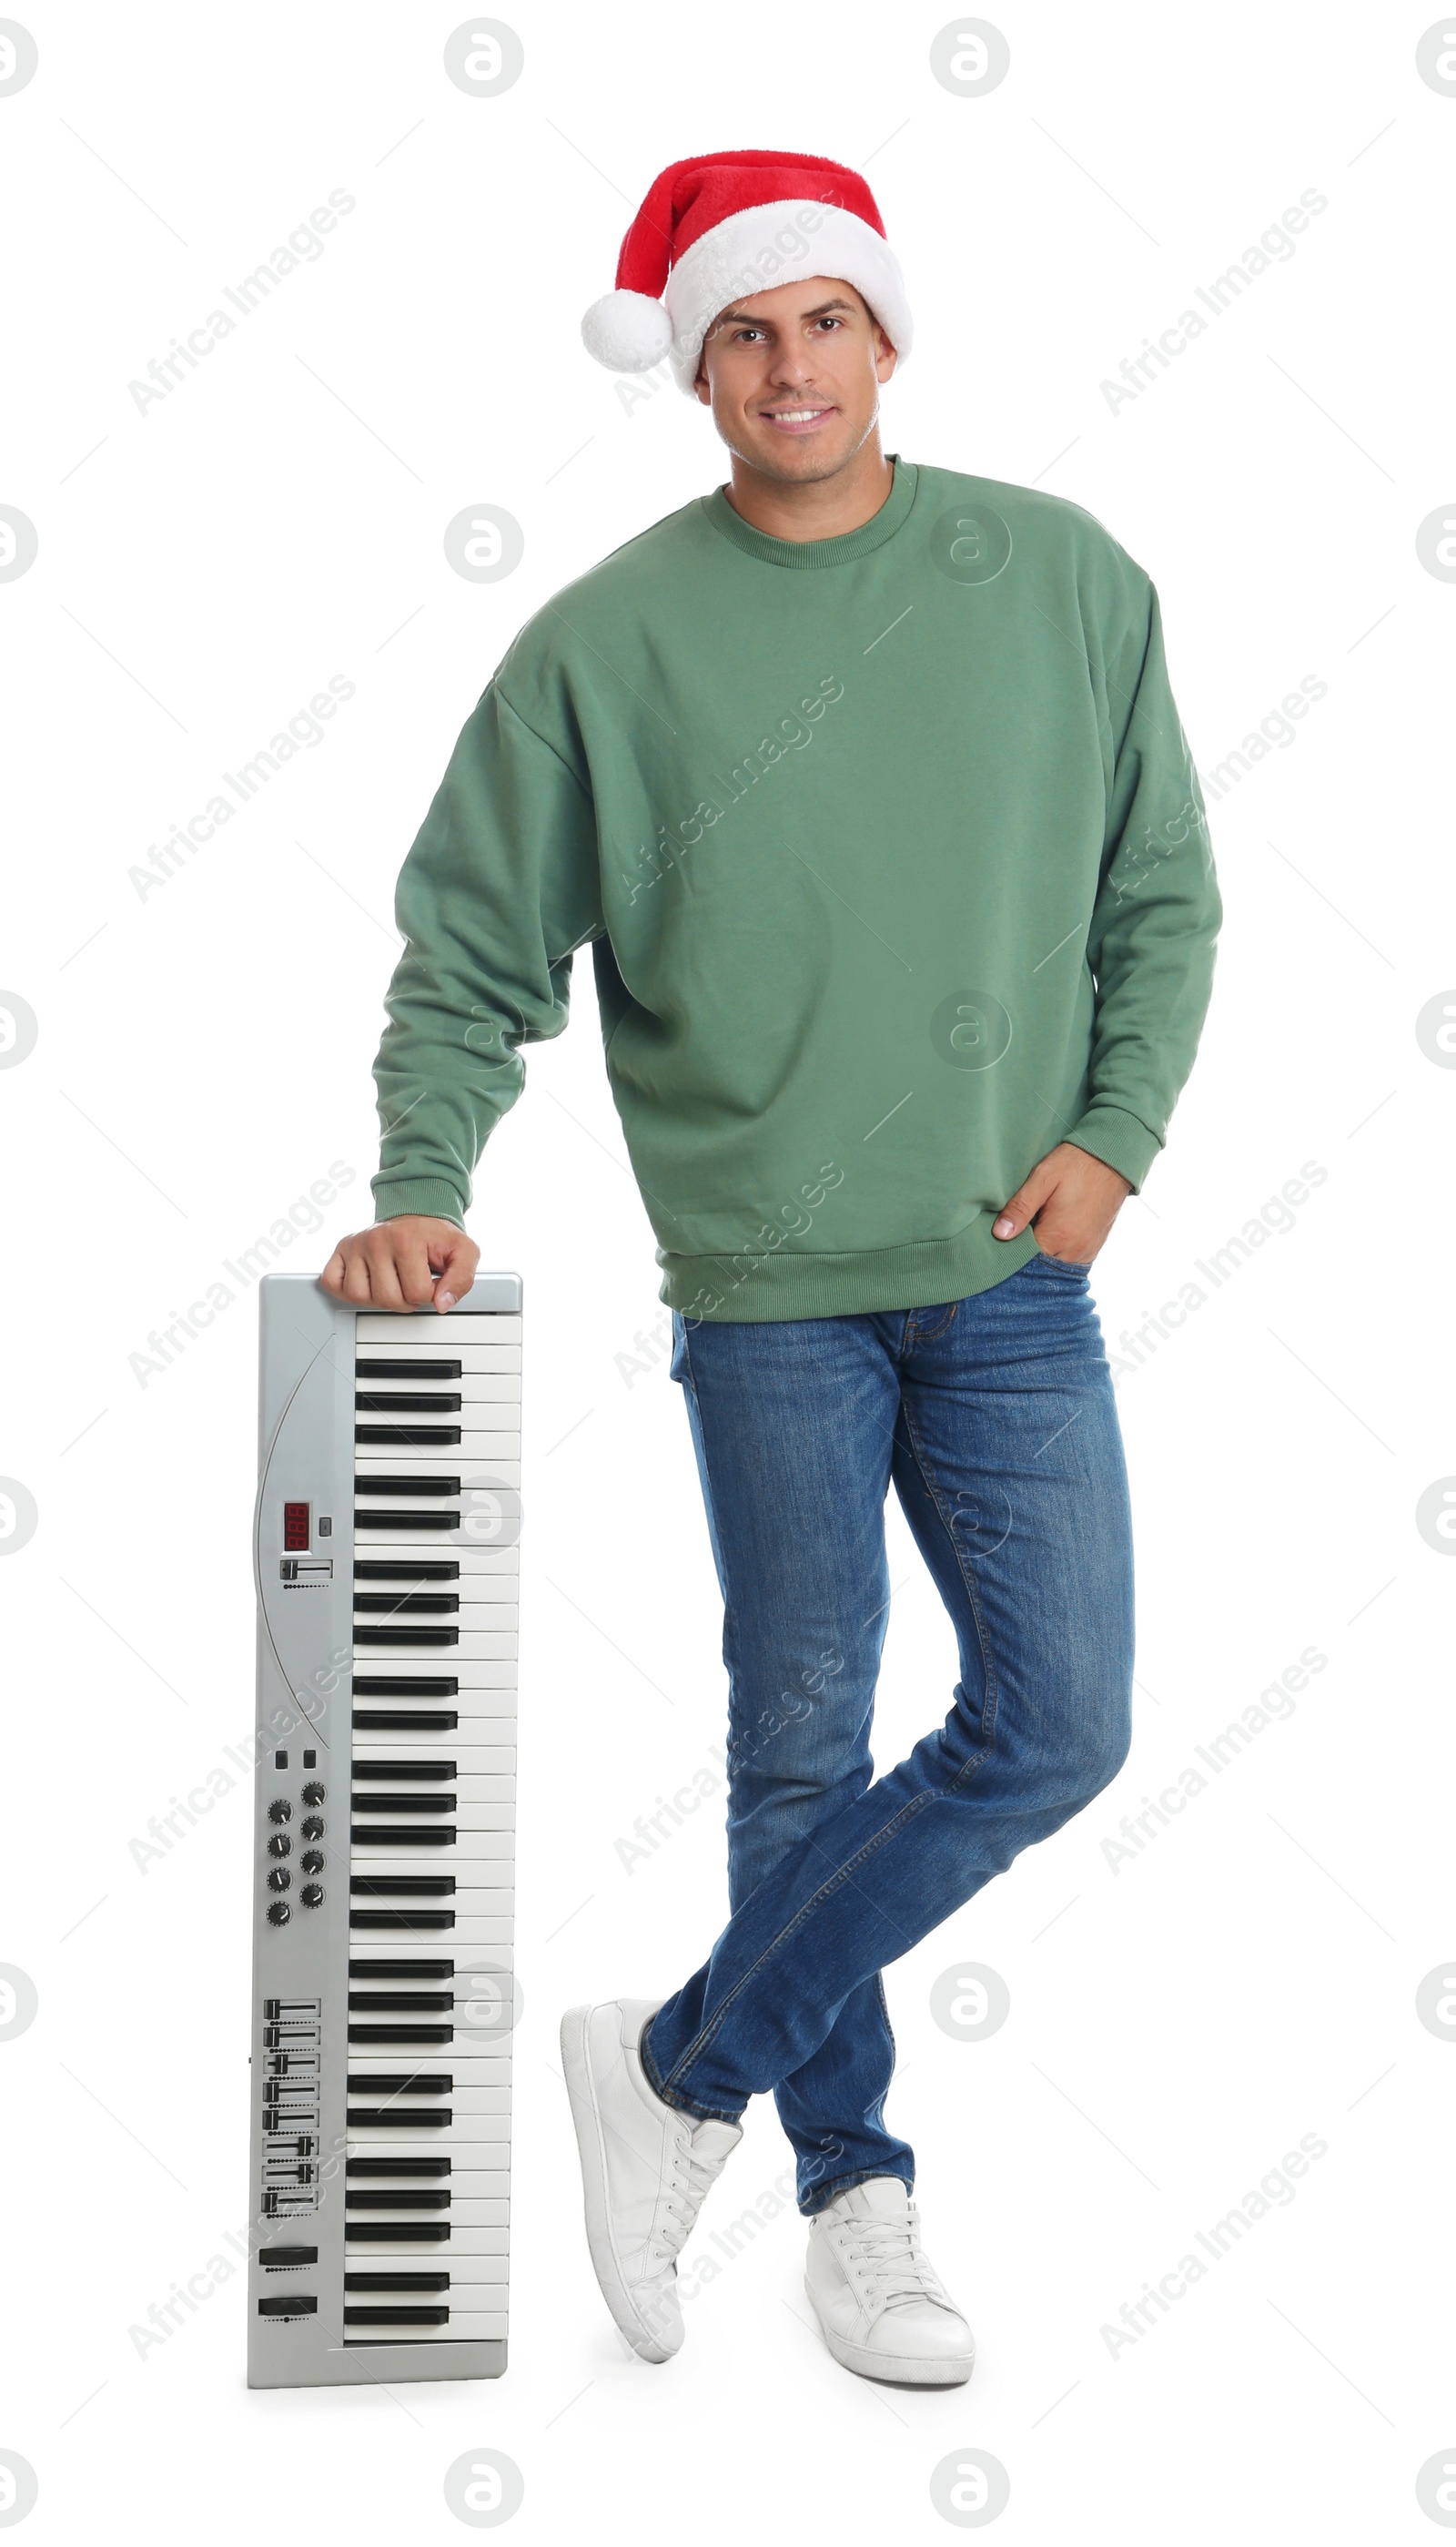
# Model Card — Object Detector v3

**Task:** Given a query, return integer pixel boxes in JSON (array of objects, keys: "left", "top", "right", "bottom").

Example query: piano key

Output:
[
  {"left": 356, "top": 1374, "right": 522, "bottom": 1405},
  {"left": 354, "top": 1600, "right": 520, "bottom": 1625},
  {"left": 351, "top": 1633, "right": 518, "bottom": 1659},
  {"left": 355, "top": 1345, "right": 519, "bottom": 1371},
  {"left": 351, "top": 1835, "right": 513, "bottom": 1865},
  {"left": 343, "top": 2226, "right": 511, "bottom": 2258},
  {"left": 356, "top": 1324, "right": 519, "bottom": 1345},
  {"left": 348, "top": 1918, "right": 513, "bottom": 1944},
  {"left": 356, "top": 1545, "right": 517, "bottom": 1574},
  {"left": 345, "top": 2055, "right": 511, "bottom": 2081},
  {"left": 355, "top": 2206, "right": 510, "bottom": 2228},
  {"left": 353, "top": 1451, "right": 519, "bottom": 1472},
  {"left": 351, "top": 1766, "right": 515, "bottom": 1790},
  {"left": 356, "top": 1434, "right": 521, "bottom": 1459},
  {"left": 353, "top": 1594, "right": 461, "bottom": 1615},
  {"left": 355, "top": 1358, "right": 462, "bottom": 1381}
]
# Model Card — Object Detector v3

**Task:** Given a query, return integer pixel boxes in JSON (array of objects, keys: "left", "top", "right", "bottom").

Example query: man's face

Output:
[{"left": 693, "top": 276, "right": 896, "bottom": 482}]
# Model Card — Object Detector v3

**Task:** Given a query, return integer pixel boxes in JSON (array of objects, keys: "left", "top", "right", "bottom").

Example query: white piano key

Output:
[
  {"left": 352, "top": 1635, "right": 519, "bottom": 1664},
  {"left": 355, "top": 1345, "right": 521, "bottom": 1372},
  {"left": 355, "top": 1372, "right": 521, "bottom": 1402},
  {"left": 353, "top": 1466, "right": 524, "bottom": 1487},
  {"left": 354, "top": 1543, "right": 518, "bottom": 1574},
  {"left": 355, "top": 1658, "right": 517, "bottom": 1685},
  {"left": 350, "top": 1808, "right": 515, "bottom": 1836},
  {"left": 343, "top": 2150, "right": 510, "bottom": 2183},
  {"left": 342, "top": 2197, "right": 510, "bottom": 2222},
  {"left": 355, "top": 1314, "right": 521, "bottom": 1342},
  {"left": 349, "top": 1840, "right": 514, "bottom": 1864},
  {"left": 348, "top": 1919, "right": 513, "bottom": 1946},
  {"left": 354, "top": 1603, "right": 521, "bottom": 1628},
  {"left": 344, "top": 2227, "right": 511, "bottom": 2261},
  {"left": 349, "top": 1782, "right": 516, "bottom": 1802},
  {"left": 355, "top": 1438, "right": 522, "bottom": 1466}
]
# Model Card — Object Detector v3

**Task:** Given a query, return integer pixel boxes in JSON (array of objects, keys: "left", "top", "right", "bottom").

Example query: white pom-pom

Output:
[{"left": 580, "top": 289, "right": 673, "bottom": 373}]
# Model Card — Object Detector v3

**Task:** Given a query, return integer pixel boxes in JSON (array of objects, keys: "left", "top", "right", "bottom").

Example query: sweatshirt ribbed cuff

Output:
[
  {"left": 370, "top": 1177, "right": 467, "bottom": 1229},
  {"left": 1064, "top": 1106, "right": 1163, "bottom": 1194}
]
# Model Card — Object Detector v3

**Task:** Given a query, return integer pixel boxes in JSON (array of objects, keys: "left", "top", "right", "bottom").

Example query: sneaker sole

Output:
[
  {"left": 804, "top": 2275, "right": 976, "bottom": 2386},
  {"left": 560, "top": 2004, "right": 678, "bottom": 2365}
]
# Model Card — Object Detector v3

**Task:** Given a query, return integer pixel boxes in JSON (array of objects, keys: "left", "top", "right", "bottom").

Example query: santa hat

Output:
[{"left": 581, "top": 149, "right": 913, "bottom": 395}]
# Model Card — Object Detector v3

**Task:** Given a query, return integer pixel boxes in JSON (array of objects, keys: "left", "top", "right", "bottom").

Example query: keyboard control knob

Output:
[
  {"left": 268, "top": 1868, "right": 291, "bottom": 1892},
  {"left": 301, "top": 1782, "right": 326, "bottom": 1806},
  {"left": 266, "top": 1902, "right": 290, "bottom": 1926},
  {"left": 301, "top": 1816, "right": 325, "bottom": 1841},
  {"left": 268, "top": 1800, "right": 292, "bottom": 1824},
  {"left": 300, "top": 1884, "right": 325, "bottom": 1908},
  {"left": 301, "top": 1851, "right": 324, "bottom": 1875},
  {"left": 268, "top": 1834, "right": 292, "bottom": 1859}
]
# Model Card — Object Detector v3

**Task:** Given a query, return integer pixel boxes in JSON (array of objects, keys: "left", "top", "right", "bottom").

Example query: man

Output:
[{"left": 323, "top": 148, "right": 1221, "bottom": 2387}]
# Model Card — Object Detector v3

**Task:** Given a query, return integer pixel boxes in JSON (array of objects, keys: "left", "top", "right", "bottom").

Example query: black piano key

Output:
[
  {"left": 352, "top": 1876, "right": 456, "bottom": 1897},
  {"left": 349, "top": 1991, "right": 453, "bottom": 2011},
  {"left": 347, "top": 2073, "right": 452, "bottom": 2095},
  {"left": 340, "top": 2312, "right": 450, "bottom": 2332},
  {"left": 355, "top": 1475, "right": 461, "bottom": 1497},
  {"left": 356, "top": 1392, "right": 463, "bottom": 1413},
  {"left": 346, "top": 2107, "right": 453, "bottom": 2129},
  {"left": 346, "top": 2189, "right": 450, "bottom": 2210},
  {"left": 345, "top": 2272, "right": 450, "bottom": 2292},
  {"left": 352, "top": 1712, "right": 459, "bottom": 1732},
  {"left": 349, "top": 1960, "right": 455, "bottom": 1980},
  {"left": 354, "top": 1627, "right": 460, "bottom": 1649},
  {"left": 355, "top": 1510, "right": 460, "bottom": 1531},
  {"left": 346, "top": 2156, "right": 451, "bottom": 2177},
  {"left": 351, "top": 1794, "right": 457, "bottom": 1813},
  {"left": 353, "top": 1762, "right": 458, "bottom": 1782},
  {"left": 353, "top": 1676, "right": 459, "bottom": 1695},
  {"left": 355, "top": 1359, "right": 462, "bottom": 1380},
  {"left": 353, "top": 1595, "right": 460, "bottom": 1616},
  {"left": 349, "top": 1909, "right": 455, "bottom": 1930},
  {"left": 345, "top": 2217, "right": 451, "bottom": 2238},
  {"left": 348, "top": 2024, "right": 453, "bottom": 2045},
  {"left": 356, "top": 1426, "right": 463, "bottom": 1446},
  {"left": 351, "top": 1826, "right": 458, "bottom": 1848}
]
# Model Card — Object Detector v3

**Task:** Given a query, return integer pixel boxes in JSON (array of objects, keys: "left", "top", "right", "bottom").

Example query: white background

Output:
[{"left": 2, "top": 1, "right": 1453, "bottom": 2538}]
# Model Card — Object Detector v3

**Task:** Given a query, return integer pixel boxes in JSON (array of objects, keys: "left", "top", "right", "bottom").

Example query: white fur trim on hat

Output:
[
  {"left": 662, "top": 198, "right": 913, "bottom": 393},
  {"left": 580, "top": 288, "right": 675, "bottom": 373}
]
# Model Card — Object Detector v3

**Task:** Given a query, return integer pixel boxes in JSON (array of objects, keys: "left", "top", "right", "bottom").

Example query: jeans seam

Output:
[
  {"left": 801, "top": 2161, "right": 914, "bottom": 2217},
  {"left": 898, "top": 1397, "right": 1000, "bottom": 1779}
]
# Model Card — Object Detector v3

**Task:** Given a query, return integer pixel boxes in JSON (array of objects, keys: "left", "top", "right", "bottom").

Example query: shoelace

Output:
[
  {"left": 654, "top": 2136, "right": 729, "bottom": 2262},
  {"left": 841, "top": 2207, "right": 947, "bottom": 2310}
]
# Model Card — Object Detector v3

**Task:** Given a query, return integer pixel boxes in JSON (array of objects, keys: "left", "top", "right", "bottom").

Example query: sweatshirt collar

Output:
[{"left": 701, "top": 454, "right": 918, "bottom": 570}]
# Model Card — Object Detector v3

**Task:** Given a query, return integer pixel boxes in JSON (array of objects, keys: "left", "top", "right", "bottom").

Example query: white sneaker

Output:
[
  {"left": 560, "top": 1997, "right": 743, "bottom": 2363},
  {"left": 805, "top": 2177, "right": 976, "bottom": 2385}
]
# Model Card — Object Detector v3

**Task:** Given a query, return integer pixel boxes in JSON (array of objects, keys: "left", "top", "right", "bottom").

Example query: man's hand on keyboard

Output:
[{"left": 322, "top": 1216, "right": 481, "bottom": 1313}]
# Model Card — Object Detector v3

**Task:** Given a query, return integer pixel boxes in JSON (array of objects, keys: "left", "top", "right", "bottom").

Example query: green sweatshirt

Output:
[{"left": 371, "top": 455, "right": 1220, "bottom": 1319}]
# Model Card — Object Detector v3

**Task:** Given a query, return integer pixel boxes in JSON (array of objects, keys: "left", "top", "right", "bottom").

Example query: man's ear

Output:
[
  {"left": 693, "top": 354, "right": 712, "bottom": 406},
  {"left": 874, "top": 325, "right": 898, "bottom": 384}
]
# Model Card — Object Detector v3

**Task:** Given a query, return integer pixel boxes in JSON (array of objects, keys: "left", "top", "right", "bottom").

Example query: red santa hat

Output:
[{"left": 581, "top": 148, "right": 913, "bottom": 394}]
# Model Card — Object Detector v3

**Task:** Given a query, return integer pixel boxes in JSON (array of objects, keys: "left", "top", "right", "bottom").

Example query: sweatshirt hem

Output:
[
  {"left": 658, "top": 1217, "right": 1044, "bottom": 1322},
  {"left": 372, "top": 1178, "right": 467, "bottom": 1229}
]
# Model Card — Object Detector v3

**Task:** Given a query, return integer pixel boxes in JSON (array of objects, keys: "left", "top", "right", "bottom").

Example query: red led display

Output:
[{"left": 283, "top": 1501, "right": 310, "bottom": 1552}]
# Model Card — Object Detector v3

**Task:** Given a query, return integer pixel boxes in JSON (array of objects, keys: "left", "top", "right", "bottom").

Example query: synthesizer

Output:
[{"left": 246, "top": 1270, "right": 521, "bottom": 2389}]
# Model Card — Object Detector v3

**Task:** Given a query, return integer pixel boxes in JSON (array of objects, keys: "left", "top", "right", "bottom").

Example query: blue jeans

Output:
[{"left": 640, "top": 1254, "right": 1136, "bottom": 2214}]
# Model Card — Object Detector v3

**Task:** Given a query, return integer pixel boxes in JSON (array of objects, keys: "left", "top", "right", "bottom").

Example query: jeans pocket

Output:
[{"left": 1027, "top": 1248, "right": 1092, "bottom": 1275}]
